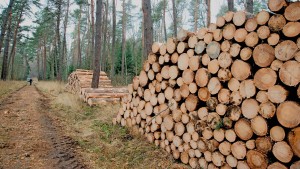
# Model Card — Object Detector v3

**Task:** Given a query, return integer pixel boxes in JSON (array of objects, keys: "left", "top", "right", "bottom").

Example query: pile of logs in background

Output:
[
  {"left": 66, "top": 69, "right": 128, "bottom": 106},
  {"left": 114, "top": 0, "right": 300, "bottom": 168}
]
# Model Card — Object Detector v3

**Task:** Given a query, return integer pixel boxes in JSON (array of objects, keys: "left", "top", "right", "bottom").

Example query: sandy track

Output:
[{"left": 0, "top": 86, "right": 85, "bottom": 169}]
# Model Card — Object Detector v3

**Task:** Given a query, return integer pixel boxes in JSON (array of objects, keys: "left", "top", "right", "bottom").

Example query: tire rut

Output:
[
  {"left": 0, "top": 86, "right": 86, "bottom": 169},
  {"left": 36, "top": 88, "right": 86, "bottom": 169}
]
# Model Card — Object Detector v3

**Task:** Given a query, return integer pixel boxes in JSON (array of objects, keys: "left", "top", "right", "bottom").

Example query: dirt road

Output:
[{"left": 0, "top": 86, "right": 85, "bottom": 169}]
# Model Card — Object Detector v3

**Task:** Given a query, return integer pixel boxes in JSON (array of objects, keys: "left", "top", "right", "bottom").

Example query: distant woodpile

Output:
[
  {"left": 66, "top": 69, "right": 128, "bottom": 106},
  {"left": 114, "top": 0, "right": 300, "bottom": 168}
]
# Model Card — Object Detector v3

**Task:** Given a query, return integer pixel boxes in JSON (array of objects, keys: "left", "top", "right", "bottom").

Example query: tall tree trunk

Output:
[
  {"left": 245, "top": 0, "right": 254, "bottom": 14},
  {"left": 141, "top": 17, "right": 144, "bottom": 65},
  {"left": 56, "top": 0, "right": 62, "bottom": 81},
  {"left": 163, "top": 0, "right": 167, "bottom": 42},
  {"left": 228, "top": 0, "right": 234, "bottom": 11},
  {"left": 77, "top": 5, "right": 82, "bottom": 68},
  {"left": 1, "top": 13, "right": 12, "bottom": 81},
  {"left": 0, "top": 0, "right": 14, "bottom": 57},
  {"left": 43, "top": 36, "right": 47, "bottom": 79},
  {"left": 110, "top": 0, "right": 116, "bottom": 77},
  {"left": 37, "top": 44, "right": 40, "bottom": 79},
  {"left": 206, "top": 0, "right": 211, "bottom": 27},
  {"left": 172, "top": 0, "right": 177, "bottom": 37},
  {"left": 91, "top": 0, "right": 103, "bottom": 88},
  {"left": 86, "top": 3, "right": 91, "bottom": 69},
  {"left": 85, "top": 25, "right": 91, "bottom": 68},
  {"left": 194, "top": 0, "right": 199, "bottom": 32},
  {"left": 9, "top": 4, "right": 25, "bottom": 80},
  {"left": 62, "top": 0, "right": 70, "bottom": 80},
  {"left": 121, "top": 0, "right": 126, "bottom": 77},
  {"left": 90, "top": 0, "right": 95, "bottom": 69},
  {"left": 102, "top": 1, "right": 108, "bottom": 72},
  {"left": 142, "top": 0, "right": 153, "bottom": 60}
]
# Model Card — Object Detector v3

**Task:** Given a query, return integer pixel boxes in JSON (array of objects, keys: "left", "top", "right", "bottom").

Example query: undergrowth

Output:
[
  {"left": 0, "top": 81, "right": 26, "bottom": 99},
  {"left": 36, "top": 81, "right": 189, "bottom": 169}
]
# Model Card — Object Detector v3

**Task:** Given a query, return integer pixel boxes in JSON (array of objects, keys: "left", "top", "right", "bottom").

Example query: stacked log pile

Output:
[
  {"left": 80, "top": 87, "right": 128, "bottom": 106},
  {"left": 114, "top": 0, "right": 300, "bottom": 168},
  {"left": 66, "top": 69, "right": 113, "bottom": 94},
  {"left": 66, "top": 69, "right": 128, "bottom": 106}
]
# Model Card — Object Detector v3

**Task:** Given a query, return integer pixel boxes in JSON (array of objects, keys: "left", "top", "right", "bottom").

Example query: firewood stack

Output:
[
  {"left": 114, "top": 0, "right": 300, "bottom": 168},
  {"left": 66, "top": 69, "right": 128, "bottom": 106}
]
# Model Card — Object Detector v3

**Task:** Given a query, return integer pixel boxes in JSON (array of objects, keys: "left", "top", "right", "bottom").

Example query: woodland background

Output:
[{"left": 0, "top": 0, "right": 269, "bottom": 85}]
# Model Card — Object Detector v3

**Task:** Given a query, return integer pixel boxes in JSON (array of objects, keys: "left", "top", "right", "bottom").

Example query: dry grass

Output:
[
  {"left": 36, "top": 81, "right": 66, "bottom": 96},
  {"left": 36, "top": 81, "right": 189, "bottom": 169},
  {"left": 0, "top": 81, "right": 26, "bottom": 99}
]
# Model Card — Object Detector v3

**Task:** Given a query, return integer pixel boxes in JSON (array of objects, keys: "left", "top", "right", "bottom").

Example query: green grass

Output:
[{"left": 36, "top": 81, "right": 189, "bottom": 169}]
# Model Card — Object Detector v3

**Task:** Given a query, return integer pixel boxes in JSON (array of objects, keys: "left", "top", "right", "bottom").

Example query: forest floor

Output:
[
  {"left": 0, "top": 85, "right": 85, "bottom": 169},
  {"left": 0, "top": 81, "right": 189, "bottom": 169}
]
